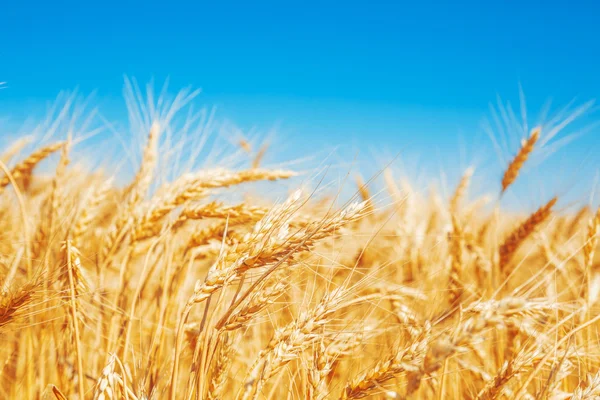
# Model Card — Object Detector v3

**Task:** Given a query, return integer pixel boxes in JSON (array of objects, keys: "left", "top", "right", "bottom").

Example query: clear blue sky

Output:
[{"left": 1, "top": 1, "right": 599, "bottom": 205}]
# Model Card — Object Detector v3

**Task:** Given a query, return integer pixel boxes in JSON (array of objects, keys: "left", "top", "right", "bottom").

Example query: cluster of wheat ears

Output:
[{"left": 0, "top": 91, "right": 599, "bottom": 400}]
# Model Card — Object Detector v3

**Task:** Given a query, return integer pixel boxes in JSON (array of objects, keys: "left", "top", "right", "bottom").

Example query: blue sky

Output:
[{"left": 1, "top": 1, "right": 599, "bottom": 206}]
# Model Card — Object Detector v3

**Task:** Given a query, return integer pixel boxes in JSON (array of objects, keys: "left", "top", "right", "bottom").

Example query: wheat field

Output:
[{"left": 0, "top": 89, "right": 599, "bottom": 400}]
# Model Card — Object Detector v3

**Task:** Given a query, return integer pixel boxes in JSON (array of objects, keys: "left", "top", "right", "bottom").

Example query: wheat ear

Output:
[
  {"left": 499, "top": 197, "right": 557, "bottom": 272},
  {"left": 0, "top": 142, "right": 65, "bottom": 194},
  {"left": 501, "top": 128, "right": 540, "bottom": 193}
]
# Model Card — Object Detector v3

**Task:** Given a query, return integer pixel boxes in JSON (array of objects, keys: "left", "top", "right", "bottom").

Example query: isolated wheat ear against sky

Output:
[{"left": 0, "top": 80, "right": 599, "bottom": 400}]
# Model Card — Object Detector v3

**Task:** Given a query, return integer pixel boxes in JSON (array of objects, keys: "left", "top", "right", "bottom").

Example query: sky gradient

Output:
[{"left": 1, "top": 1, "right": 599, "bottom": 206}]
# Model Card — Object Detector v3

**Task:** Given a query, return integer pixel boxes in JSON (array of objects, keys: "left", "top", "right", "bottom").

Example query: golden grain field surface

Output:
[{"left": 0, "top": 94, "right": 599, "bottom": 400}]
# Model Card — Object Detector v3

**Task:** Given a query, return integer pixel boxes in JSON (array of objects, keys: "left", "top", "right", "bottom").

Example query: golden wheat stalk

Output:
[
  {"left": 450, "top": 167, "right": 474, "bottom": 212},
  {"left": 448, "top": 215, "right": 465, "bottom": 305},
  {"left": 132, "top": 168, "right": 295, "bottom": 242},
  {"left": 207, "top": 333, "right": 234, "bottom": 400},
  {"left": 122, "top": 122, "right": 160, "bottom": 204},
  {"left": 63, "top": 240, "right": 85, "bottom": 399},
  {"left": 499, "top": 197, "right": 557, "bottom": 272},
  {"left": 0, "top": 141, "right": 65, "bottom": 194},
  {"left": 0, "top": 280, "right": 37, "bottom": 329},
  {"left": 501, "top": 128, "right": 540, "bottom": 193},
  {"left": 341, "top": 336, "right": 428, "bottom": 399}
]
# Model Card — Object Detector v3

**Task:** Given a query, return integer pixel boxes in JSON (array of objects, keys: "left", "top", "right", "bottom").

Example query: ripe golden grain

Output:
[
  {"left": 0, "top": 95, "right": 597, "bottom": 400},
  {"left": 501, "top": 127, "right": 540, "bottom": 193}
]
